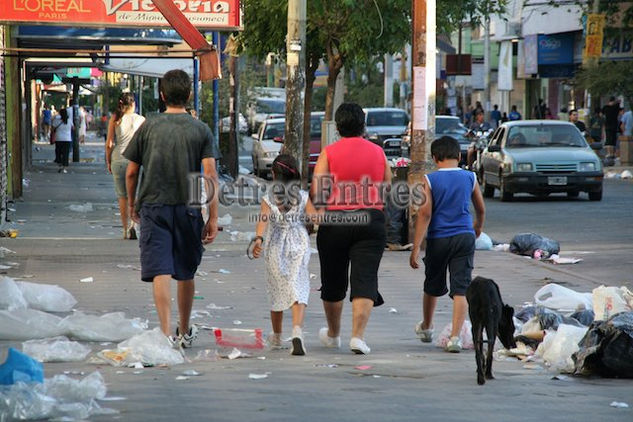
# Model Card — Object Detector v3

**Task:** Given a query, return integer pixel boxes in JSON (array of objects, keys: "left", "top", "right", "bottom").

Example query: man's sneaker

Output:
[
  {"left": 415, "top": 321, "right": 433, "bottom": 343},
  {"left": 349, "top": 337, "right": 371, "bottom": 355},
  {"left": 176, "top": 325, "right": 199, "bottom": 348},
  {"left": 445, "top": 336, "right": 462, "bottom": 353},
  {"left": 267, "top": 333, "right": 288, "bottom": 350},
  {"left": 319, "top": 327, "right": 341, "bottom": 349}
]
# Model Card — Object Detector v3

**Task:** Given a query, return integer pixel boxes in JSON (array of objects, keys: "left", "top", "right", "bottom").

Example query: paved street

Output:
[{"left": 1, "top": 141, "right": 632, "bottom": 421}]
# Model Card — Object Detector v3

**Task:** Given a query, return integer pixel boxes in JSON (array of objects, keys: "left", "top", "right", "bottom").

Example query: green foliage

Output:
[
  {"left": 575, "top": 61, "right": 633, "bottom": 108},
  {"left": 438, "top": 0, "right": 508, "bottom": 34}
]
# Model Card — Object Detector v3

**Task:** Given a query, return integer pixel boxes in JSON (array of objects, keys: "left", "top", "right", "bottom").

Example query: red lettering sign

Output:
[{"left": 0, "top": 0, "right": 241, "bottom": 30}]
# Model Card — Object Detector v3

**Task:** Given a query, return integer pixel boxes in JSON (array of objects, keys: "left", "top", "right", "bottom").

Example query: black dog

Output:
[{"left": 466, "top": 276, "right": 517, "bottom": 385}]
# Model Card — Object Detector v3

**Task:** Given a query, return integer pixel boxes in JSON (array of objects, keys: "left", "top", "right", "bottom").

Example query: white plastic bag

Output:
[
  {"left": 534, "top": 283, "right": 593, "bottom": 312},
  {"left": 475, "top": 232, "right": 493, "bottom": 250},
  {"left": 22, "top": 337, "right": 91, "bottom": 362},
  {"left": 592, "top": 285, "right": 633, "bottom": 321},
  {"left": 0, "top": 277, "right": 28, "bottom": 311},
  {"left": 117, "top": 328, "right": 184, "bottom": 366},
  {"left": 61, "top": 311, "right": 146, "bottom": 342},
  {"left": 0, "top": 309, "right": 65, "bottom": 340},
  {"left": 537, "top": 324, "right": 588, "bottom": 373},
  {"left": 17, "top": 281, "right": 77, "bottom": 312},
  {"left": 434, "top": 320, "right": 474, "bottom": 350}
]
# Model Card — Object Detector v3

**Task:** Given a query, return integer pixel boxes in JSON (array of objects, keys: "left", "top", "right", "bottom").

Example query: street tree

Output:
[
  {"left": 437, "top": 0, "right": 508, "bottom": 35},
  {"left": 575, "top": 61, "right": 633, "bottom": 109}
]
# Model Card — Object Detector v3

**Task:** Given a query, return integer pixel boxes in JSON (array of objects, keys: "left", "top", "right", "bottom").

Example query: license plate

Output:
[{"left": 548, "top": 176, "right": 567, "bottom": 185}]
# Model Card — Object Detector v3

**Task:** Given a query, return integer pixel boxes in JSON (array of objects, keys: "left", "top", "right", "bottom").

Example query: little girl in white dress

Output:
[{"left": 252, "top": 154, "right": 317, "bottom": 355}]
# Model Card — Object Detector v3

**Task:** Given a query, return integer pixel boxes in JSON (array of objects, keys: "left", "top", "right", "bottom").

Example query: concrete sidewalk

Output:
[{"left": 1, "top": 146, "right": 632, "bottom": 421}]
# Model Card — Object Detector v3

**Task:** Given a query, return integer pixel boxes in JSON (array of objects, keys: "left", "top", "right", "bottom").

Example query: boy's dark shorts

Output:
[
  {"left": 423, "top": 232, "right": 475, "bottom": 297},
  {"left": 317, "top": 209, "right": 386, "bottom": 306},
  {"left": 605, "top": 129, "right": 618, "bottom": 147},
  {"left": 139, "top": 204, "right": 204, "bottom": 282}
]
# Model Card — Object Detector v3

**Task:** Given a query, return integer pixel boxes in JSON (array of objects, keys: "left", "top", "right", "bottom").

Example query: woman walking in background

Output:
[
  {"left": 106, "top": 93, "right": 145, "bottom": 239},
  {"left": 51, "top": 107, "right": 73, "bottom": 173}
]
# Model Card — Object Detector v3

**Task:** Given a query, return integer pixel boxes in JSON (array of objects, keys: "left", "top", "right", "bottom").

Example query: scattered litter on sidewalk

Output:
[
  {"left": 0, "top": 308, "right": 65, "bottom": 340},
  {"left": 510, "top": 233, "right": 560, "bottom": 258},
  {"left": 218, "top": 269, "right": 231, "bottom": 274},
  {"left": 22, "top": 337, "right": 91, "bottom": 362},
  {"left": 388, "top": 308, "right": 398, "bottom": 314},
  {"left": 315, "top": 364, "right": 338, "bottom": 368},
  {"left": 310, "top": 248, "right": 318, "bottom": 254},
  {"left": 0, "top": 371, "right": 118, "bottom": 421},
  {"left": 536, "top": 324, "right": 588, "bottom": 373},
  {"left": 355, "top": 365, "right": 372, "bottom": 370},
  {"left": 226, "top": 348, "right": 249, "bottom": 360},
  {"left": 17, "top": 280, "right": 77, "bottom": 312},
  {"left": 492, "top": 243, "right": 510, "bottom": 252},
  {"left": 68, "top": 202, "right": 94, "bottom": 212},
  {"left": 182, "top": 370, "right": 201, "bottom": 376},
  {"left": 217, "top": 214, "right": 233, "bottom": 226},
  {"left": 0, "top": 247, "right": 16, "bottom": 257},
  {"left": 80, "top": 276, "right": 94, "bottom": 283},
  {"left": 621, "top": 170, "right": 633, "bottom": 179},
  {"left": 592, "top": 286, "right": 633, "bottom": 321},
  {"left": 175, "top": 376, "right": 189, "bottom": 381},
  {"left": 0, "top": 348, "right": 44, "bottom": 385},
  {"left": 551, "top": 375, "right": 571, "bottom": 381},
  {"left": 206, "top": 303, "right": 233, "bottom": 310},
  {"left": 99, "top": 328, "right": 185, "bottom": 367},
  {"left": 610, "top": 401, "right": 629, "bottom": 409},
  {"left": 574, "top": 312, "right": 633, "bottom": 378},
  {"left": 309, "top": 273, "right": 317, "bottom": 280},
  {"left": 475, "top": 232, "right": 493, "bottom": 250},
  {"left": 248, "top": 372, "right": 270, "bottom": 380},
  {"left": 545, "top": 255, "right": 583, "bottom": 265},
  {"left": 230, "top": 231, "right": 255, "bottom": 242},
  {"left": 0, "top": 277, "right": 28, "bottom": 311},
  {"left": 232, "top": 320, "right": 243, "bottom": 325},
  {"left": 435, "top": 321, "right": 474, "bottom": 350},
  {"left": 196, "top": 270, "right": 209, "bottom": 277},
  {"left": 214, "top": 328, "right": 264, "bottom": 350},
  {"left": 61, "top": 311, "right": 147, "bottom": 342},
  {"left": 193, "top": 349, "right": 218, "bottom": 362},
  {"left": 534, "top": 283, "right": 592, "bottom": 312}
]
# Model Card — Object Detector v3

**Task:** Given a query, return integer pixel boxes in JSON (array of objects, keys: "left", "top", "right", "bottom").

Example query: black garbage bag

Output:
[
  {"left": 570, "top": 309, "right": 595, "bottom": 326},
  {"left": 509, "top": 233, "right": 560, "bottom": 257},
  {"left": 573, "top": 311, "right": 633, "bottom": 378},
  {"left": 516, "top": 305, "right": 582, "bottom": 329}
]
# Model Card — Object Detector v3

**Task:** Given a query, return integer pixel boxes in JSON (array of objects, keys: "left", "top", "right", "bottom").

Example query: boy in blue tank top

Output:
[{"left": 409, "top": 136, "right": 486, "bottom": 352}]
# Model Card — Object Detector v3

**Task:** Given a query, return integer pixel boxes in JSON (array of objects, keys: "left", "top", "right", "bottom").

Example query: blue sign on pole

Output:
[{"left": 537, "top": 32, "right": 575, "bottom": 65}]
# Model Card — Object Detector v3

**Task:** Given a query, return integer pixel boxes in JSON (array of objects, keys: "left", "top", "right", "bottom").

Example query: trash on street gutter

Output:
[
  {"left": 175, "top": 376, "right": 189, "bottom": 381},
  {"left": 217, "top": 214, "right": 233, "bottom": 226},
  {"left": 248, "top": 372, "right": 270, "bottom": 380},
  {"left": 355, "top": 365, "right": 372, "bottom": 370},
  {"left": 68, "top": 202, "right": 94, "bottom": 212},
  {"left": 545, "top": 255, "right": 583, "bottom": 264},
  {"left": 206, "top": 303, "right": 233, "bottom": 310},
  {"left": 610, "top": 401, "right": 629, "bottom": 408},
  {"left": 388, "top": 308, "right": 398, "bottom": 314},
  {"left": 218, "top": 269, "right": 231, "bottom": 274},
  {"left": 475, "top": 232, "right": 493, "bottom": 250},
  {"left": 182, "top": 370, "right": 201, "bottom": 376},
  {"left": 80, "top": 277, "right": 94, "bottom": 283},
  {"left": 22, "top": 337, "right": 91, "bottom": 362},
  {"left": 214, "top": 328, "right": 264, "bottom": 349},
  {"left": 0, "top": 348, "right": 44, "bottom": 384}
]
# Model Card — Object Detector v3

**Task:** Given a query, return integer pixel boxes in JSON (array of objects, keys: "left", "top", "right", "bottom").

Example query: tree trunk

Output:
[
  {"left": 325, "top": 41, "right": 343, "bottom": 121},
  {"left": 302, "top": 53, "right": 319, "bottom": 188}
]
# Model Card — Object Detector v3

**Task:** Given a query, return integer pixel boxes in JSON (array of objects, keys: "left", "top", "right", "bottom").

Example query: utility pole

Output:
[
  {"left": 483, "top": 11, "right": 491, "bottom": 116},
  {"left": 285, "top": 0, "right": 307, "bottom": 171},
  {"left": 226, "top": 35, "right": 240, "bottom": 178},
  {"left": 384, "top": 54, "right": 394, "bottom": 107},
  {"left": 408, "top": 0, "right": 436, "bottom": 241}
]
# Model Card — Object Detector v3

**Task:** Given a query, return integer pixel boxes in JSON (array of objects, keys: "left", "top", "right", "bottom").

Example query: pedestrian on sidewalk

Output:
[
  {"left": 51, "top": 107, "right": 73, "bottom": 173},
  {"left": 251, "top": 154, "right": 318, "bottom": 356},
  {"left": 124, "top": 69, "right": 220, "bottom": 348},
  {"left": 603, "top": 97, "right": 620, "bottom": 166},
  {"left": 409, "top": 136, "right": 485, "bottom": 353},
  {"left": 311, "top": 102, "right": 392, "bottom": 355},
  {"left": 589, "top": 106, "right": 605, "bottom": 143},
  {"left": 106, "top": 93, "right": 145, "bottom": 240},
  {"left": 41, "top": 104, "right": 52, "bottom": 142}
]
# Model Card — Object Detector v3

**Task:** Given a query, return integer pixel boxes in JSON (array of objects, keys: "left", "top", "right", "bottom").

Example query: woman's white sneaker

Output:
[{"left": 349, "top": 337, "right": 371, "bottom": 355}]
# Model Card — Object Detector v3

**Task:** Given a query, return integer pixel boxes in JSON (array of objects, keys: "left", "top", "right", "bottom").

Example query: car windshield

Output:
[
  {"left": 436, "top": 118, "right": 467, "bottom": 135},
  {"left": 263, "top": 122, "right": 285, "bottom": 139},
  {"left": 310, "top": 114, "right": 324, "bottom": 137},
  {"left": 367, "top": 111, "right": 409, "bottom": 127},
  {"left": 257, "top": 99, "right": 285, "bottom": 114},
  {"left": 505, "top": 125, "right": 587, "bottom": 148}
]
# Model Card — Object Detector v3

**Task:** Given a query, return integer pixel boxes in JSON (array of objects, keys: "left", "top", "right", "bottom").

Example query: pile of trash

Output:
[
  {"left": 480, "top": 232, "right": 584, "bottom": 265},
  {"left": 503, "top": 283, "right": 633, "bottom": 377},
  {"left": 0, "top": 348, "right": 118, "bottom": 420}
]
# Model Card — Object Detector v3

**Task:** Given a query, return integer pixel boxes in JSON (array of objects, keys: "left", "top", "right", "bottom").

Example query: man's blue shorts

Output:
[{"left": 139, "top": 204, "right": 204, "bottom": 282}]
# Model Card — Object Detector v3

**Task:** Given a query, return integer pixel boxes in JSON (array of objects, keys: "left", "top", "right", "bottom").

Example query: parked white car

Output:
[{"left": 251, "top": 118, "right": 284, "bottom": 177}]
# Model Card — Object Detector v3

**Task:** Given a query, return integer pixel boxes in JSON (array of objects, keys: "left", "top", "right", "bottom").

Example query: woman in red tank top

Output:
[{"left": 310, "top": 103, "right": 391, "bottom": 355}]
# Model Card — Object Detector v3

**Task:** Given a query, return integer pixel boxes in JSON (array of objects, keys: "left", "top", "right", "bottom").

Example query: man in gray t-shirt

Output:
[{"left": 124, "top": 69, "right": 220, "bottom": 349}]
